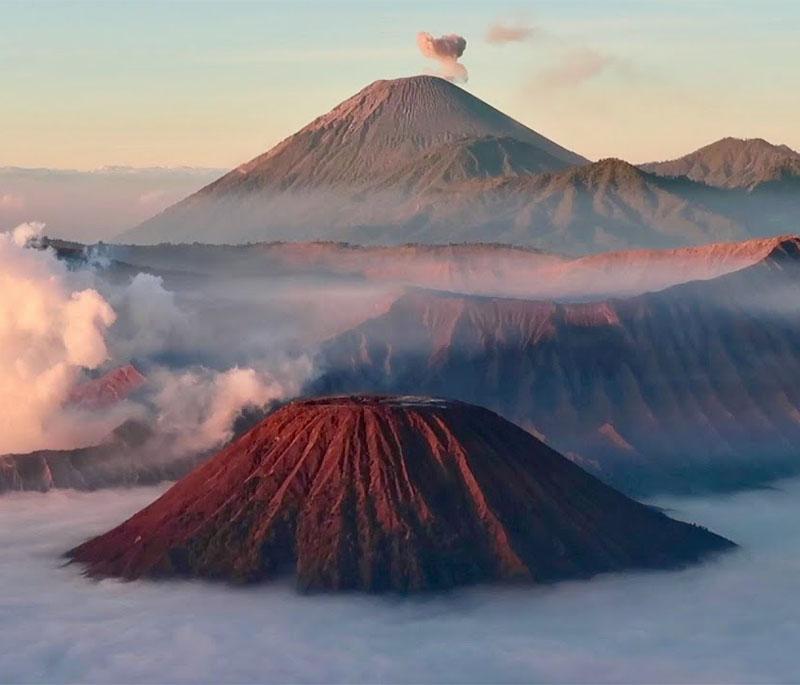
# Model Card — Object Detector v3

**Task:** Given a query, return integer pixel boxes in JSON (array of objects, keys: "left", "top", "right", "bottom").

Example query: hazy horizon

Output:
[{"left": 2, "top": 1, "right": 799, "bottom": 170}]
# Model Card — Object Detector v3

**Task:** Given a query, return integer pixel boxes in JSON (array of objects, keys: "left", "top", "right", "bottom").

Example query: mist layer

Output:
[{"left": 1, "top": 480, "right": 800, "bottom": 683}]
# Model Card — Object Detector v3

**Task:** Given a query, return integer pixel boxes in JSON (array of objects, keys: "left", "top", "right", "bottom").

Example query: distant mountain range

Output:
[
  {"left": 103, "top": 233, "right": 786, "bottom": 302},
  {"left": 121, "top": 76, "right": 800, "bottom": 253},
  {"left": 0, "top": 166, "right": 223, "bottom": 242},
  {"left": 13, "top": 233, "right": 800, "bottom": 496},
  {"left": 641, "top": 137, "right": 800, "bottom": 189},
  {"left": 313, "top": 236, "right": 800, "bottom": 494}
]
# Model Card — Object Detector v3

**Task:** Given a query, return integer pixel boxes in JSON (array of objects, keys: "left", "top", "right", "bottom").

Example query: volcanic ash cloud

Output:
[{"left": 416, "top": 32, "right": 468, "bottom": 83}]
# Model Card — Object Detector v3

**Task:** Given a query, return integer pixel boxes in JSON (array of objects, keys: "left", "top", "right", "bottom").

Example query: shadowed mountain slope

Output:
[
  {"left": 0, "top": 421, "right": 201, "bottom": 494},
  {"left": 314, "top": 238, "right": 800, "bottom": 494},
  {"left": 386, "top": 158, "right": 748, "bottom": 252}
]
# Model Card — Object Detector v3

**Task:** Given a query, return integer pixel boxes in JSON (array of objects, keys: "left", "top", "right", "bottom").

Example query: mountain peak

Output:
[
  {"left": 642, "top": 137, "right": 800, "bottom": 189},
  {"left": 581, "top": 157, "right": 642, "bottom": 175},
  {"left": 294, "top": 75, "right": 460, "bottom": 135},
  {"left": 554, "top": 157, "right": 649, "bottom": 188},
  {"left": 125, "top": 74, "right": 587, "bottom": 244},
  {"left": 238, "top": 73, "right": 587, "bottom": 180}
]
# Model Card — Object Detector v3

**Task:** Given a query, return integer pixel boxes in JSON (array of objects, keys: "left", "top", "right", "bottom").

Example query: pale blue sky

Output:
[{"left": 2, "top": 0, "right": 798, "bottom": 168}]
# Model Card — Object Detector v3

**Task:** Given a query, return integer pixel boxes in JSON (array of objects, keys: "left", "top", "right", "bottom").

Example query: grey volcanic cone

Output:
[
  {"left": 68, "top": 396, "right": 733, "bottom": 592},
  {"left": 123, "top": 75, "right": 587, "bottom": 246}
]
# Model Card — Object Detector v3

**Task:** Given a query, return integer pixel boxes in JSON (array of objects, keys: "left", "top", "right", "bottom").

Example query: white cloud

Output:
[
  {"left": 1, "top": 478, "right": 800, "bottom": 682},
  {"left": 150, "top": 366, "right": 287, "bottom": 455},
  {"left": 0, "top": 225, "right": 312, "bottom": 459},
  {"left": 486, "top": 22, "right": 537, "bottom": 45},
  {"left": 536, "top": 48, "right": 615, "bottom": 90},
  {"left": 0, "top": 223, "right": 117, "bottom": 453}
]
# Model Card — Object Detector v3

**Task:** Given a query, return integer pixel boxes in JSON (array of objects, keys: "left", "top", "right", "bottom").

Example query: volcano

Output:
[
  {"left": 69, "top": 396, "right": 732, "bottom": 592},
  {"left": 122, "top": 80, "right": 800, "bottom": 250},
  {"left": 122, "top": 77, "right": 800, "bottom": 251},
  {"left": 122, "top": 75, "right": 589, "bottom": 246}
]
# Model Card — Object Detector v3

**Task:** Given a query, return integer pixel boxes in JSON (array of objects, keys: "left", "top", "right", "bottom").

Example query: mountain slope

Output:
[
  {"left": 68, "top": 396, "right": 732, "bottom": 591},
  {"left": 67, "top": 364, "right": 145, "bottom": 410},
  {"left": 123, "top": 81, "right": 798, "bottom": 251},
  {"left": 125, "top": 76, "right": 586, "bottom": 245},
  {"left": 348, "top": 158, "right": 748, "bottom": 252},
  {"left": 642, "top": 137, "right": 800, "bottom": 189},
  {"left": 373, "top": 135, "right": 577, "bottom": 192},
  {"left": 228, "top": 75, "right": 587, "bottom": 188},
  {"left": 314, "top": 237, "right": 800, "bottom": 494}
]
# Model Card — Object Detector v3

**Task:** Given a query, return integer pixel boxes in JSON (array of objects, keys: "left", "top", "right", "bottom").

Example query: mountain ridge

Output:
[
  {"left": 121, "top": 89, "right": 800, "bottom": 252},
  {"left": 642, "top": 137, "right": 800, "bottom": 189},
  {"left": 313, "top": 237, "right": 800, "bottom": 494}
]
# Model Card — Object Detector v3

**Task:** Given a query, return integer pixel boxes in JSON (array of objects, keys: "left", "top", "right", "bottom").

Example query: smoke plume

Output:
[
  {"left": 0, "top": 223, "right": 117, "bottom": 453},
  {"left": 416, "top": 32, "right": 468, "bottom": 83},
  {"left": 149, "top": 365, "right": 304, "bottom": 456},
  {"left": 107, "top": 272, "right": 189, "bottom": 360},
  {"left": 0, "top": 222, "right": 312, "bottom": 462}
]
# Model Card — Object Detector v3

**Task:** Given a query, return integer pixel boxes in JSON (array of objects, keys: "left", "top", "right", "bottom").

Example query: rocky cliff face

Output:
[
  {"left": 68, "top": 396, "right": 732, "bottom": 592},
  {"left": 68, "top": 364, "right": 145, "bottom": 410},
  {"left": 315, "top": 239, "right": 800, "bottom": 494}
]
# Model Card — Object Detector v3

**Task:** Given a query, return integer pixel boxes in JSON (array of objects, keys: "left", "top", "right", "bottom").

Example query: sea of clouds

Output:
[{"left": 1, "top": 479, "right": 799, "bottom": 683}]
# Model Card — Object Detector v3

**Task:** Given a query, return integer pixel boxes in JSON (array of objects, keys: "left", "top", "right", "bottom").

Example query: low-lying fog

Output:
[{"left": 2, "top": 479, "right": 799, "bottom": 684}]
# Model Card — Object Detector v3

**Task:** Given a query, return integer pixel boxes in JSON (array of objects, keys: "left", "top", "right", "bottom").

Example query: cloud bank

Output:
[
  {"left": 0, "top": 167, "right": 223, "bottom": 243},
  {"left": 0, "top": 223, "right": 117, "bottom": 453},
  {"left": 0, "top": 223, "right": 311, "bottom": 462},
  {"left": 536, "top": 48, "right": 614, "bottom": 90},
  {"left": 486, "top": 22, "right": 536, "bottom": 45},
  {"left": 2, "top": 479, "right": 800, "bottom": 682},
  {"left": 416, "top": 32, "right": 468, "bottom": 83}
]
